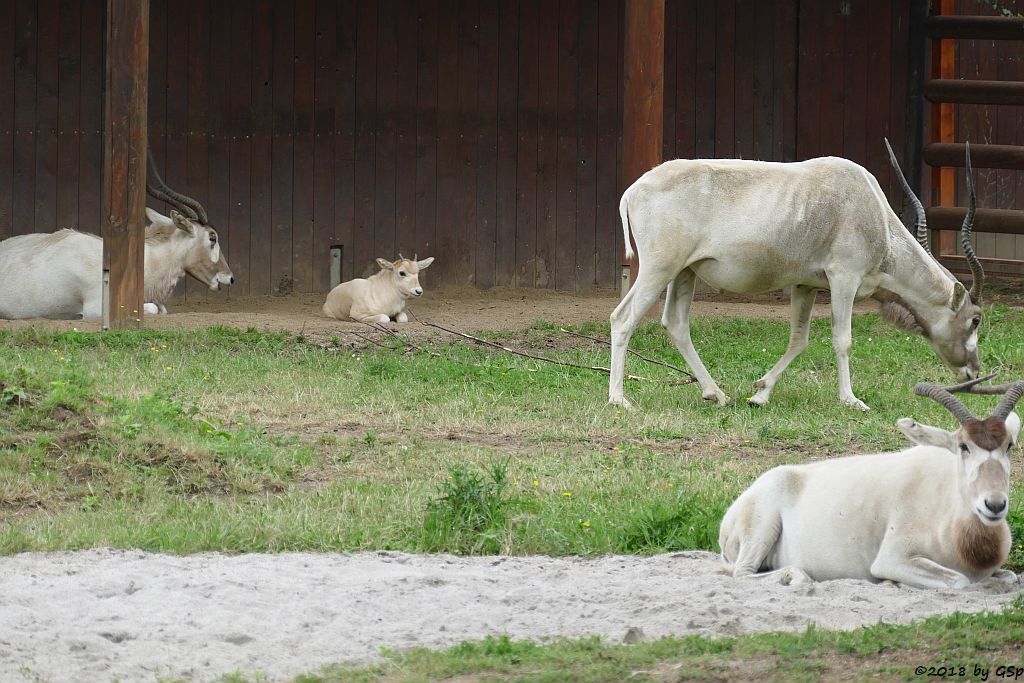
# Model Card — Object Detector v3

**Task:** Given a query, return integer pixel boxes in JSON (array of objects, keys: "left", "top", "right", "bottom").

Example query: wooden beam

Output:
[
  {"left": 102, "top": 0, "right": 149, "bottom": 329},
  {"left": 924, "top": 15, "right": 1024, "bottom": 41},
  {"left": 929, "top": 0, "right": 955, "bottom": 256},
  {"left": 924, "top": 79, "right": 1024, "bottom": 105},
  {"left": 622, "top": 0, "right": 664, "bottom": 280},
  {"left": 924, "top": 142, "right": 1024, "bottom": 170},
  {"left": 926, "top": 207, "right": 1024, "bottom": 236}
]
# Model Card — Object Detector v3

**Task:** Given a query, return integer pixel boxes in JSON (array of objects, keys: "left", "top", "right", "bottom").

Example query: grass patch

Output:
[{"left": 0, "top": 308, "right": 1023, "bottom": 559}]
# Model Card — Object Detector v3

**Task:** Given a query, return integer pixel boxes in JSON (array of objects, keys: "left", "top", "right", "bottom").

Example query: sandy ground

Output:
[{"left": 1, "top": 549, "right": 1020, "bottom": 683}]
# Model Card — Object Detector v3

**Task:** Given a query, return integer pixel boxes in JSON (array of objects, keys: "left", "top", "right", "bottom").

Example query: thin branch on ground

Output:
[
  {"left": 559, "top": 327, "right": 696, "bottom": 380},
  {"left": 354, "top": 319, "right": 443, "bottom": 358},
  {"left": 414, "top": 318, "right": 691, "bottom": 384}
]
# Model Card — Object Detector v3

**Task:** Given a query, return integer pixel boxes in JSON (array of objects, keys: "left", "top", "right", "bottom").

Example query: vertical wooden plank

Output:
[
  {"left": 14, "top": 0, "right": 38, "bottom": 235},
  {"left": 926, "top": 0, "right": 953, "bottom": 254},
  {"left": 555, "top": 0, "right": 580, "bottom": 289},
  {"left": 103, "top": 0, "right": 149, "bottom": 328},
  {"left": 433, "top": 0, "right": 458, "bottom": 285},
  {"left": 147, "top": 0, "right": 167, "bottom": 215},
  {"left": 493, "top": 0, "right": 518, "bottom": 287},
  {"left": 673, "top": 0, "right": 696, "bottom": 160},
  {"left": 891, "top": 0, "right": 912, "bottom": 203},
  {"left": 535, "top": 0, "right": 557, "bottom": 288},
  {"left": 249, "top": 0, "right": 273, "bottom": 295},
  {"left": 292, "top": 0, "right": 315, "bottom": 292},
  {"left": 373, "top": 0, "right": 398, "bottom": 265},
  {"left": 78, "top": 0, "right": 104, "bottom": 236},
  {"left": 34, "top": 0, "right": 59, "bottom": 234},
  {"left": 595, "top": 0, "right": 619, "bottom": 287},
  {"left": 0, "top": 0, "right": 15, "bottom": 240},
  {"left": 819, "top": 1, "right": 844, "bottom": 158},
  {"left": 312, "top": 0, "right": 337, "bottom": 293},
  {"left": 515, "top": 0, "right": 539, "bottom": 287},
  {"left": 353, "top": 0, "right": 377, "bottom": 277},
  {"left": 733, "top": 0, "right": 754, "bottom": 160},
  {"left": 414, "top": 0, "right": 438, "bottom": 278},
  {"left": 335, "top": 0, "right": 357, "bottom": 283},
  {"left": 56, "top": 0, "right": 82, "bottom": 231},
  {"left": 576, "top": 0, "right": 598, "bottom": 290},
  {"left": 206, "top": 0, "right": 232, "bottom": 300},
  {"left": 773, "top": 0, "right": 797, "bottom": 161},
  {"left": 714, "top": 0, "right": 735, "bottom": 158},
  {"left": 662, "top": 0, "right": 676, "bottom": 162},
  {"left": 751, "top": 0, "right": 773, "bottom": 161},
  {"left": 163, "top": 0, "right": 188, "bottom": 301},
  {"left": 229, "top": 0, "right": 253, "bottom": 296},
  {"left": 865, "top": 0, "right": 893, "bottom": 198},
  {"left": 454, "top": 0, "right": 479, "bottom": 285},
  {"left": 271, "top": 0, "right": 295, "bottom": 291},
  {"left": 475, "top": 0, "right": 498, "bottom": 289},
  {"left": 994, "top": 31, "right": 1017, "bottom": 259},
  {"left": 693, "top": 0, "right": 715, "bottom": 158},
  {"left": 842, "top": 1, "right": 867, "bottom": 166},
  {"left": 395, "top": 0, "right": 418, "bottom": 265},
  {"left": 795, "top": 1, "right": 821, "bottom": 159},
  {"left": 184, "top": 0, "right": 210, "bottom": 301}
]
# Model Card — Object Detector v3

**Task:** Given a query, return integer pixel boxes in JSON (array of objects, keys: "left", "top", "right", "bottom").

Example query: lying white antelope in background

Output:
[
  {"left": 610, "top": 140, "right": 985, "bottom": 410},
  {"left": 719, "top": 378, "right": 1023, "bottom": 589},
  {"left": 0, "top": 149, "right": 233, "bottom": 320},
  {"left": 323, "top": 255, "right": 434, "bottom": 323}
]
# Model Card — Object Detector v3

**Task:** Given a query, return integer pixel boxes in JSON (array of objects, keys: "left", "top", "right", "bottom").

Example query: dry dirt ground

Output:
[
  {"left": 1, "top": 287, "right": 1022, "bottom": 682},
  {"left": 0, "top": 285, "right": 874, "bottom": 339}
]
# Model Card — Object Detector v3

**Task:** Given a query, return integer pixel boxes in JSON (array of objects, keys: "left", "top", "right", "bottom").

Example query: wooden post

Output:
[
  {"left": 622, "top": 0, "right": 664, "bottom": 292},
  {"left": 102, "top": 0, "right": 149, "bottom": 329},
  {"left": 929, "top": 0, "right": 955, "bottom": 256}
]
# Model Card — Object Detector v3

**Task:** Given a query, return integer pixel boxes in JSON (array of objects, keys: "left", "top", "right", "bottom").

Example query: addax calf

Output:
[
  {"left": 719, "top": 379, "right": 1023, "bottom": 589},
  {"left": 323, "top": 255, "right": 434, "bottom": 323}
]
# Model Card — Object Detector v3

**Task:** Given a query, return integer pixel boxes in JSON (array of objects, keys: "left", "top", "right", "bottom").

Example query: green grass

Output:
[
  {"left": 2, "top": 309, "right": 1024, "bottom": 561},
  {"left": 284, "top": 595, "right": 1024, "bottom": 682}
]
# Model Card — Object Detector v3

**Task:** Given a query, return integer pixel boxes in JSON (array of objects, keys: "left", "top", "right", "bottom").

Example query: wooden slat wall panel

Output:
[{"left": 10, "top": 0, "right": 1021, "bottom": 297}]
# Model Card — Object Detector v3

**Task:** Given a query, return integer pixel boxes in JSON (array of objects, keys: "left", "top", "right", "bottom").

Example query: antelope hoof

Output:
[
  {"left": 609, "top": 396, "right": 634, "bottom": 410},
  {"left": 988, "top": 569, "right": 1019, "bottom": 586},
  {"left": 748, "top": 386, "right": 771, "bottom": 407},
  {"left": 702, "top": 390, "right": 730, "bottom": 406},
  {"left": 779, "top": 568, "right": 813, "bottom": 586},
  {"left": 842, "top": 397, "right": 871, "bottom": 412}
]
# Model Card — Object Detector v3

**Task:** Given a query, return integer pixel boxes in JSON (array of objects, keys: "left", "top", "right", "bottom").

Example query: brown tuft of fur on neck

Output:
[
  {"left": 964, "top": 418, "right": 1009, "bottom": 452},
  {"left": 955, "top": 515, "right": 1009, "bottom": 572},
  {"left": 873, "top": 290, "right": 925, "bottom": 335}
]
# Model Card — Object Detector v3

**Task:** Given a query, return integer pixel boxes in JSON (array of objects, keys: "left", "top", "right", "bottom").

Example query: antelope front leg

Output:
[
  {"left": 749, "top": 285, "right": 817, "bottom": 406},
  {"left": 609, "top": 266, "right": 675, "bottom": 409},
  {"left": 870, "top": 554, "right": 971, "bottom": 590},
  {"left": 661, "top": 269, "right": 729, "bottom": 405},
  {"left": 827, "top": 276, "right": 869, "bottom": 411}
]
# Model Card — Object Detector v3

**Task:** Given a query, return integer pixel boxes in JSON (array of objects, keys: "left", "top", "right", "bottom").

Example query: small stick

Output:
[
  {"left": 416, "top": 318, "right": 691, "bottom": 384},
  {"left": 355, "top": 318, "right": 443, "bottom": 358},
  {"left": 560, "top": 327, "right": 696, "bottom": 380}
]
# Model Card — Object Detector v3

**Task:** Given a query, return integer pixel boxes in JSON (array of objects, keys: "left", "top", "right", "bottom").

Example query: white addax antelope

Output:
[
  {"left": 719, "top": 378, "right": 1023, "bottom": 589},
  {"left": 0, "top": 148, "right": 233, "bottom": 320},
  {"left": 609, "top": 141, "right": 985, "bottom": 410},
  {"left": 323, "top": 254, "right": 434, "bottom": 323}
]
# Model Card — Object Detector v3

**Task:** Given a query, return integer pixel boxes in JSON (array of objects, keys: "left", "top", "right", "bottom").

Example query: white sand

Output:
[{"left": 0, "top": 549, "right": 1019, "bottom": 682}]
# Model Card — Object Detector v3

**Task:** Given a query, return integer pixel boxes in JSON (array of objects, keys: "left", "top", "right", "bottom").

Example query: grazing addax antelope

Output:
[
  {"left": 0, "top": 148, "right": 233, "bottom": 320},
  {"left": 609, "top": 141, "right": 985, "bottom": 410},
  {"left": 323, "top": 255, "right": 435, "bottom": 323},
  {"left": 719, "top": 378, "right": 1023, "bottom": 589}
]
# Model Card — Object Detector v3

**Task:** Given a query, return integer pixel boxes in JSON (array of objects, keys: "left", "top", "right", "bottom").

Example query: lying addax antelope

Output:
[
  {"left": 323, "top": 254, "right": 434, "bottom": 323},
  {"left": 719, "top": 378, "right": 1023, "bottom": 589},
  {"left": 610, "top": 140, "right": 984, "bottom": 410},
  {"left": 0, "top": 149, "right": 233, "bottom": 320}
]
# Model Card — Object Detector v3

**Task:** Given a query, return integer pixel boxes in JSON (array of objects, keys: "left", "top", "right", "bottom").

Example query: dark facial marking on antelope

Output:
[{"left": 963, "top": 418, "right": 1009, "bottom": 452}]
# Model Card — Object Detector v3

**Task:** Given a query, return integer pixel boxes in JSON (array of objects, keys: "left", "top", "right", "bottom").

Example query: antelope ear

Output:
[
  {"left": 376, "top": 258, "right": 394, "bottom": 271},
  {"left": 896, "top": 418, "right": 956, "bottom": 452},
  {"left": 880, "top": 301, "right": 923, "bottom": 335},
  {"left": 950, "top": 281, "right": 968, "bottom": 312},
  {"left": 1006, "top": 412, "right": 1021, "bottom": 446},
  {"left": 417, "top": 257, "right": 434, "bottom": 270},
  {"left": 170, "top": 210, "right": 193, "bottom": 233}
]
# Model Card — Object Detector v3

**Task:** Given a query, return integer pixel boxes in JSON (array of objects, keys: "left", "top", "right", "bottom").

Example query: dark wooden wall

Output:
[{"left": 2, "top": 0, "right": 1020, "bottom": 297}]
